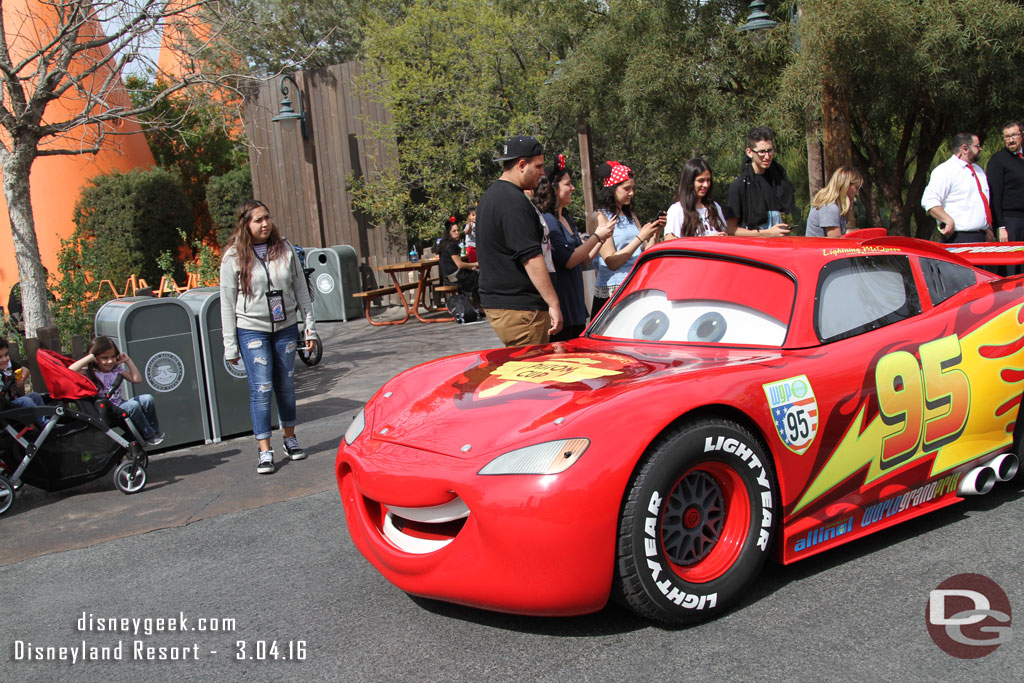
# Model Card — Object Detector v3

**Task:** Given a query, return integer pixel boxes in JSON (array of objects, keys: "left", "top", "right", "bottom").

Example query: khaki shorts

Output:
[{"left": 485, "top": 308, "right": 550, "bottom": 347}]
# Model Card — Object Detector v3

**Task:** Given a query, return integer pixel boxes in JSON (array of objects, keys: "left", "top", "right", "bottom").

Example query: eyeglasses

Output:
[
  {"left": 750, "top": 148, "right": 775, "bottom": 157},
  {"left": 1003, "top": 132, "right": 1022, "bottom": 140}
]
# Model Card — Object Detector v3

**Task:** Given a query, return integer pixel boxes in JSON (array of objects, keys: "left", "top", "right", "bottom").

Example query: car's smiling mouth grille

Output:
[{"left": 364, "top": 495, "right": 470, "bottom": 554}]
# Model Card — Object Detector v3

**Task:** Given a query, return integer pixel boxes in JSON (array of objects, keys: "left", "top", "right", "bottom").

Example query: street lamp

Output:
[
  {"left": 271, "top": 74, "right": 308, "bottom": 139},
  {"left": 739, "top": 1, "right": 777, "bottom": 33}
]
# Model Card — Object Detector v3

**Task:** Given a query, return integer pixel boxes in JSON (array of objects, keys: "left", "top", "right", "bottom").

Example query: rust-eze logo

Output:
[{"left": 926, "top": 573, "right": 1011, "bottom": 658}]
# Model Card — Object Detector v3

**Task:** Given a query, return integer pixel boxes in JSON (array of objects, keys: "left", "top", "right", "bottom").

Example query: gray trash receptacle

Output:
[
  {"left": 306, "top": 245, "right": 361, "bottom": 322},
  {"left": 179, "top": 287, "right": 277, "bottom": 442},
  {"left": 95, "top": 297, "right": 211, "bottom": 446}
]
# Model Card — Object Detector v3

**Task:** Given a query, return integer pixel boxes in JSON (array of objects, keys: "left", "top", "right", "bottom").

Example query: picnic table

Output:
[{"left": 353, "top": 257, "right": 455, "bottom": 326}]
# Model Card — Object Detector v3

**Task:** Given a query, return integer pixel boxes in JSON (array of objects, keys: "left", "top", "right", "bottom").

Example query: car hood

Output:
[{"left": 365, "top": 338, "right": 784, "bottom": 458}]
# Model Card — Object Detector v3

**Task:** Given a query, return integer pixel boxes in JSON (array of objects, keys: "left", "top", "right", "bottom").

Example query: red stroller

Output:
[{"left": 0, "top": 349, "right": 150, "bottom": 515}]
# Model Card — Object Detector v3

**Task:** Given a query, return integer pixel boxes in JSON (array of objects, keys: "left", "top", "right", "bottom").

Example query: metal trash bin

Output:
[
  {"left": 94, "top": 297, "right": 211, "bottom": 446},
  {"left": 306, "top": 245, "right": 361, "bottom": 322},
  {"left": 179, "top": 288, "right": 277, "bottom": 442}
]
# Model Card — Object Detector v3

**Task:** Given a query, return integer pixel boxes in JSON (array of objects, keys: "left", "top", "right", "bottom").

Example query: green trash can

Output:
[
  {"left": 179, "top": 288, "right": 278, "bottom": 442},
  {"left": 306, "top": 245, "right": 361, "bottom": 322},
  {"left": 95, "top": 297, "right": 211, "bottom": 446}
]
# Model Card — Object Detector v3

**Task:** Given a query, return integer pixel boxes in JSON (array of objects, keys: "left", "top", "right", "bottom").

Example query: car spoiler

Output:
[{"left": 942, "top": 243, "right": 1024, "bottom": 267}]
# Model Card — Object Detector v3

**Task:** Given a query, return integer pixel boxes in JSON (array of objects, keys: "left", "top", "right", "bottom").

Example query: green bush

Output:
[
  {"left": 72, "top": 168, "right": 192, "bottom": 285},
  {"left": 206, "top": 166, "right": 253, "bottom": 246}
]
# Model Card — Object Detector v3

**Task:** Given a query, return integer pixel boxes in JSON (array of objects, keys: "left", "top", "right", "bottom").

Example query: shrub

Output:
[
  {"left": 72, "top": 168, "right": 192, "bottom": 285},
  {"left": 206, "top": 166, "right": 253, "bottom": 246}
]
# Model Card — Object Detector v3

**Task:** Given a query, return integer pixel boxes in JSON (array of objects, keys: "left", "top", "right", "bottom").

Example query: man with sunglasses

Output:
[
  {"left": 987, "top": 121, "right": 1024, "bottom": 256},
  {"left": 724, "top": 126, "right": 799, "bottom": 236},
  {"left": 922, "top": 132, "right": 993, "bottom": 244}
]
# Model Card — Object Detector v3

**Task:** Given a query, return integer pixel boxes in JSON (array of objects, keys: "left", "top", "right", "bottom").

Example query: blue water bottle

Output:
[{"left": 409, "top": 246, "right": 419, "bottom": 263}]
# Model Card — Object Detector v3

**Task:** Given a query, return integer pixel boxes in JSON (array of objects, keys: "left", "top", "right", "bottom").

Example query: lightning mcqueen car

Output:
[{"left": 336, "top": 235, "right": 1024, "bottom": 624}]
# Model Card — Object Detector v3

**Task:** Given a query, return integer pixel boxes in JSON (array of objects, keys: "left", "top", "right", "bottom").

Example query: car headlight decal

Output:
[
  {"left": 478, "top": 438, "right": 589, "bottom": 475},
  {"left": 344, "top": 408, "right": 366, "bottom": 445}
]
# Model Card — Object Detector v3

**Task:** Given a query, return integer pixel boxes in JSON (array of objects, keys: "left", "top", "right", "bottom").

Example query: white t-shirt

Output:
[{"left": 665, "top": 201, "right": 727, "bottom": 238}]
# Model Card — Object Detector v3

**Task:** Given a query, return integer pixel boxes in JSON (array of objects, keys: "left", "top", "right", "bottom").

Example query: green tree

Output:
[
  {"left": 540, "top": 0, "right": 794, "bottom": 219},
  {"left": 71, "top": 168, "right": 192, "bottom": 286},
  {"left": 775, "top": 0, "right": 1024, "bottom": 237},
  {"left": 206, "top": 166, "right": 254, "bottom": 245},
  {"left": 202, "top": 0, "right": 371, "bottom": 75},
  {"left": 127, "top": 77, "right": 249, "bottom": 242},
  {"left": 351, "top": 0, "right": 577, "bottom": 241}
]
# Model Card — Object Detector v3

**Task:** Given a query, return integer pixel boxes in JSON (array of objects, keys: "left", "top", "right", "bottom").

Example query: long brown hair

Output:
[
  {"left": 673, "top": 158, "right": 725, "bottom": 237},
  {"left": 226, "top": 200, "right": 287, "bottom": 297}
]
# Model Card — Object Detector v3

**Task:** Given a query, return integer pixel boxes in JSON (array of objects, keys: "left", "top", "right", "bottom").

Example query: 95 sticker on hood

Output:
[{"left": 764, "top": 374, "right": 819, "bottom": 455}]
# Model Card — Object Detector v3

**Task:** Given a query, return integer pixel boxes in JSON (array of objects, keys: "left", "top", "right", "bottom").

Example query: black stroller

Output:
[{"left": 0, "top": 349, "right": 150, "bottom": 515}]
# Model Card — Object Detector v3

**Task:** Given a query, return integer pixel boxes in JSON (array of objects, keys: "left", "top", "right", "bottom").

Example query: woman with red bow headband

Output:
[{"left": 587, "top": 161, "right": 666, "bottom": 315}]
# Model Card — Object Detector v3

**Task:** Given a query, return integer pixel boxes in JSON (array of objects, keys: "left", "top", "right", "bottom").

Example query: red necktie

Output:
[{"left": 966, "top": 163, "right": 992, "bottom": 227}]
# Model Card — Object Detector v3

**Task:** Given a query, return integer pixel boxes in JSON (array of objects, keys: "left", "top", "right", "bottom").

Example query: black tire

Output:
[
  {"left": 299, "top": 333, "right": 323, "bottom": 367},
  {"left": 615, "top": 417, "right": 777, "bottom": 624},
  {"left": 0, "top": 474, "right": 14, "bottom": 515},
  {"left": 113, "top": 461, "right": 146, "bottom": 494}
]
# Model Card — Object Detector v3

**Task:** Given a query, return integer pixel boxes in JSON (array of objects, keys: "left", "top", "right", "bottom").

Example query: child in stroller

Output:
[
  {"left": 70, "top": 336, "right": 164, "bottom": 446},
  {"left": 0, "top": 347, "right": 153, "bottom": 516}
]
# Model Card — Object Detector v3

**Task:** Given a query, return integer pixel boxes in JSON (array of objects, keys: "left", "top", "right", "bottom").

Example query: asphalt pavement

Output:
[
  {"left": 0, "top": 307, "right": 501, "bottom": 566},
  {"left": 2, "top": 308, "right": 1024, "bottom": 681}
]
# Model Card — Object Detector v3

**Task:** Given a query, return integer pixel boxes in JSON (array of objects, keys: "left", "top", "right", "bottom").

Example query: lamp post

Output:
[
  {"left": 271, "top": 74, "right": 308, "bottom": 139},
  {"left": 739, "top": 1, "right": 777, "bottom": 33}
]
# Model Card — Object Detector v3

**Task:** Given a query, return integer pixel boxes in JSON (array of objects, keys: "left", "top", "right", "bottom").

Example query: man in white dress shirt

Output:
[{"left": 922, "top": 132, "right": 993, "bottom": 244}]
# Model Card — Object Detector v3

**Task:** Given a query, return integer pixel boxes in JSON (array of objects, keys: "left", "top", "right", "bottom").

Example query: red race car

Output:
[{"left": 336, "top": 235, "right": 1024, "bottom": 624}]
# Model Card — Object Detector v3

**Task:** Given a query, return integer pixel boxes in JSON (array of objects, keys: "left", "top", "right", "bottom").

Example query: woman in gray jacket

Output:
[{"left": 220, "top": 200, "right": 315, "bottom": 474}]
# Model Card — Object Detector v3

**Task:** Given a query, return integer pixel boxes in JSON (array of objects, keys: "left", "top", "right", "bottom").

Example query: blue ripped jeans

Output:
[{"left": 236, "top": 325, "right": 299, "bottom": 440}]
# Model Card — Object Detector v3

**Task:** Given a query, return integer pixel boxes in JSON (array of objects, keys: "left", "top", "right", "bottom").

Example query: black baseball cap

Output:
[{"left": 494, "top": 135, "right": 544, "bottom": 162}]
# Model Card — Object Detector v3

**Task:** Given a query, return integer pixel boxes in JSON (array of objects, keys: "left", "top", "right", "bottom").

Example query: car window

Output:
[
  {"left": 589, "top": 255, "right": 793, "bottom": 346},
  {"left": 815, "top": 255, "right": 921, "bottom": 343},
  {"left": 918, "top": 257, "right": 977, "bottom": 305}
]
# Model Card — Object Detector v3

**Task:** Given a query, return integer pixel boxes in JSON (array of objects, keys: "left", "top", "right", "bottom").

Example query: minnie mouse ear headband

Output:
[
  {"left": 596, "top": 160, "right": 633, "bottom": 187},
  {"left": 546, "top": 153, "right": 569, "bottom": 177},
  {"left": 494, "top": 135, "right": 544, "bottom": 162}
]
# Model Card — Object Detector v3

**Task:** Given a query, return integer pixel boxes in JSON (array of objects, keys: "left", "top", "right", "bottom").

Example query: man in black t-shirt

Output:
[
  {"left": 724, "top": 126, "right": 798, "bottom": 236},
  {"left": 477, "top": 135, "right": 562, "bottom": 346}
]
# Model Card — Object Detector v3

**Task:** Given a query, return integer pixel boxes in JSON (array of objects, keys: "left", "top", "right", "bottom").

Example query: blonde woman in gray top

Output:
[
  {"left": 806, "top": 167, "right": 863, "bottom": 237},
  {"left": 220, "top": 200, "right": 315, "bottom": 474}
]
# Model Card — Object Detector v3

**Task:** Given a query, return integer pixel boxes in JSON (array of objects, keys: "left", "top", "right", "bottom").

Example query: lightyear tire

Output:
[
  {"left": 113, "top": 461, "right": 146, "bottom": 494},
  {"left": 615, "top": 417, "right": 777, "bottom": 624}
]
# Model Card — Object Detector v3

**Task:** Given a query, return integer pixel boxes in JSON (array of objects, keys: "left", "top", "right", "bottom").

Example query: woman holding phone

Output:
[
  {"left": 588, "top": 161, "right": 665, "bottom": 315},
  {"left": 220, "top": 200, "right": 315, "bottom": 475}
]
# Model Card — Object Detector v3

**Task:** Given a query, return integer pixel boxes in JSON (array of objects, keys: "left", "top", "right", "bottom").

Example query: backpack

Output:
[{"left": 445, "top": 294, "right": 479, "bottom": 324}]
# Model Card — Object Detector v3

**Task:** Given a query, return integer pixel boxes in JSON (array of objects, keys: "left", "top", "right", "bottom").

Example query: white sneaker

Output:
[
  {"left": 257, "top": 449, "right": 275, "bottom": 474},
  {"left": 283, "top": 436, "right": 306, "bottom": 461}
]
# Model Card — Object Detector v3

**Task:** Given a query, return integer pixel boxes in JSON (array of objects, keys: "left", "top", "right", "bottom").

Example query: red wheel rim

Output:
[{"left": 661, "top": 461, "right": 751, "bottom": 583}]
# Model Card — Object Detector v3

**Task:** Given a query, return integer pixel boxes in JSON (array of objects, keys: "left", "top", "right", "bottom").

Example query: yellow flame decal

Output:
[{"left": 793, "top": 304, "right": 1024, "bottom": 514}]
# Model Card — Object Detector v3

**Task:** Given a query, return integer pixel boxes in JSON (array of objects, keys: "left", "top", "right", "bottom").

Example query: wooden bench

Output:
[
  {"left": 353, "top": 281, "right": 421, "bottom": 326},
  {"left": 431, "top": 284, "right": 459, "bottom": 309}
]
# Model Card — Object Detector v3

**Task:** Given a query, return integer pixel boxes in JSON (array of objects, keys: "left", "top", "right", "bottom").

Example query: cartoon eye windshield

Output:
[
  {"left": 593, "top": 290, "right": 788, "bottom": 345},
  {"left": 589, "top": 255, "right": 794, "bottom": 346}
]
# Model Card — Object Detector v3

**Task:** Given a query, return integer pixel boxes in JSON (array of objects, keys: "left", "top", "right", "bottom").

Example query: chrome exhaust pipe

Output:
[
  {"left": 958, "top": 465, "right": 996, "bottom": 496},
  {"left": 987, "top": 453, "right": 1019, "bottom": 482}
]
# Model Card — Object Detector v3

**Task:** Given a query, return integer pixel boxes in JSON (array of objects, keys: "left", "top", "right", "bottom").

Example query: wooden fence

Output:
[{"left": 243, "top": 62, "right": 406, "bottom": 296}]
